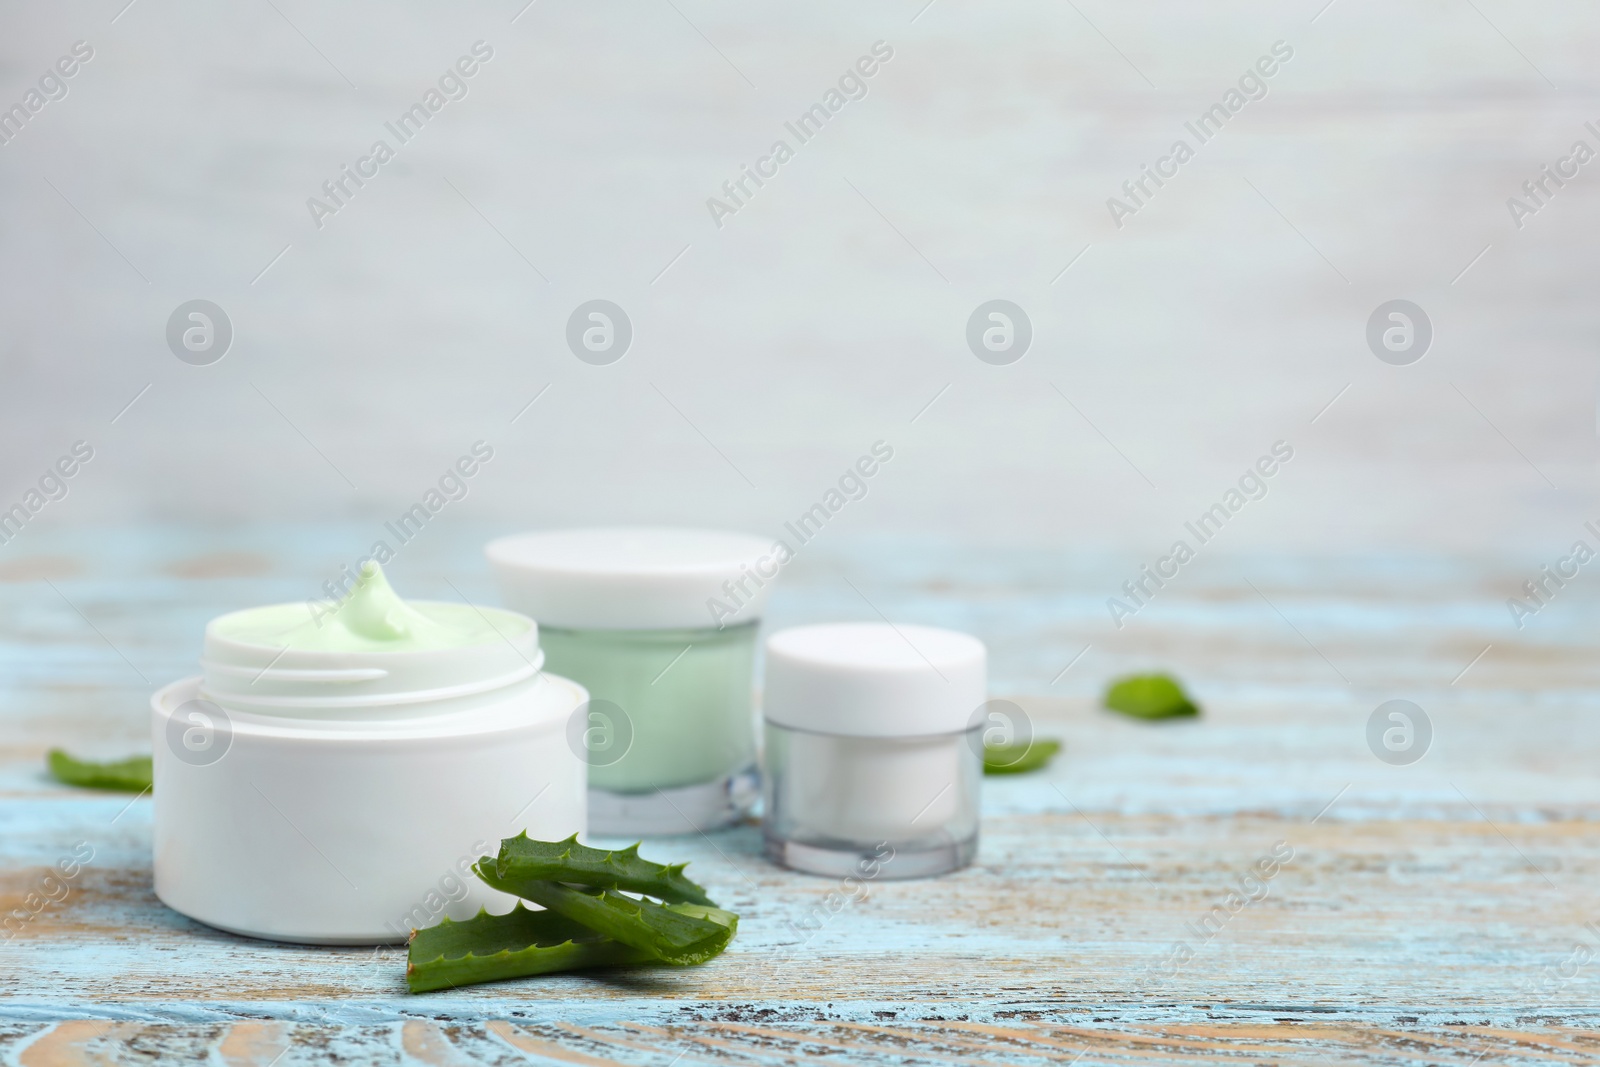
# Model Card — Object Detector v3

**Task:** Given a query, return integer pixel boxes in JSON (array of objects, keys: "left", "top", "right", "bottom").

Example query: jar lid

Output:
[
  {"left": 763, "top": 622, "right": 987, "bottom": 738},
  {"left": 485, "top": 527, "right": 781, "bottom": 631}
]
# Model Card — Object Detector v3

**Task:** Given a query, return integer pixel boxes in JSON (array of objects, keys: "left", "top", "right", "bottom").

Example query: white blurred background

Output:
[{"left": 1, "top": 0, "right": 1596, "bottom": 557}]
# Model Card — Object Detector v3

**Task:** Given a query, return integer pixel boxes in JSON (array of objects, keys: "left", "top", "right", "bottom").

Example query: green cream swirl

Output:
[{"left": 213, "top": 562, "right": 529, "bottom": 653}]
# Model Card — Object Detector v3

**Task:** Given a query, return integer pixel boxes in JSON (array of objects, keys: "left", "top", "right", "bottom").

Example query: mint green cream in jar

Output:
[{"left": 486, "top": 528, "right": 781, "bottom": 834}]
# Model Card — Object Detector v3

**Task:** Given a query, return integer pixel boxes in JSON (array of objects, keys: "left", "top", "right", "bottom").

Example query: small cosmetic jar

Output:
[
  {"left": 762, "top": 622, "right": 986, "bottom": 879},
  {"left": 486, "top": 527, "right": 780, "bottom": 835},
  {"left": 150, "top": 605, "right": 586, "bottom": 945}
]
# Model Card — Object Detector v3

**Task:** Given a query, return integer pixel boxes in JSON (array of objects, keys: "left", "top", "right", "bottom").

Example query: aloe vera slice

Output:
[
  {"left": 406, "top": 904, "right": 650, "bottom": 993},
  {"left": 1104, "top": 673, "right": 1200, "bottom": 720},
  {"left": 474, "top": 863, "right": 737, "bottom": 966},
  {"left": 47, "top": 749, "right": 153, "bottom": 792},
  {"left": 485, "top": 833, "right": 714, "bottom": 905},
  {"left": 983, "top": 738, "right": 1061, "bottom": 775}
]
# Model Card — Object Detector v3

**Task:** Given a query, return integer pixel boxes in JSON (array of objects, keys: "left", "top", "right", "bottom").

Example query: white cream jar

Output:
[
  {"left": 762, "top": 622, "right": 986, "bottom": 879},
  {"left": 151, "top": 564, "right": 586, "bottom": 944}
]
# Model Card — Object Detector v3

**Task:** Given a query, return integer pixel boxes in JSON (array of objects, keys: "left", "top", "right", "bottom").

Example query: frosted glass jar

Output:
[
  {"left": 487, "top": 527, "right": 781, "bottom": 835},
  {"left": 762, "top": 623, "right": 985, "bottom": 879},
  {"left": 151, "top": 602, "right": 586, "bottom": 945}
]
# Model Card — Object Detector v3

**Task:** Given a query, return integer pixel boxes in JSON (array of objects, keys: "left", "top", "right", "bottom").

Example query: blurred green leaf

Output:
[
  {"left": 47, "top": 749, "right": 152, "bottom": 792},
  {"left": 1104, "top": 674, "right": 1199, "bottom": 720},
  {"left": 984, "top": 738, "right": 1061, "bottom": 774}
]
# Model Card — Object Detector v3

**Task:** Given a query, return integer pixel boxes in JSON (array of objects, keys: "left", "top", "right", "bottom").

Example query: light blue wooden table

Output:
[{"left": 2, "top": 526, "right": 1596, "bottom": 1065}]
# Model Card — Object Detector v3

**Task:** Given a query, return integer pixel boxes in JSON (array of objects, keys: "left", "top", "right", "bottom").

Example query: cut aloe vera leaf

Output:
[
  {"left": 984, "top": 738, "right": 1061, "bottom": 775},
  {"left": 47, "top": 749, "right": 153, "bottom": 792},
  {"left": 485, "top": 833, "right": 714, "bottom": 906},
  {"left": 1104, "top": 673, "right": 1200, "bottom": 720},
  {"left": 406, "top": 903, "right": 650, "bottom": 994},
  {"left": 474, "top": 864, "right": 737, "bottom": 966}
]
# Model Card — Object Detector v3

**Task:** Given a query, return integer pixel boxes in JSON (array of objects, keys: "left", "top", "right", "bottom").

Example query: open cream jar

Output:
[{"left": 151, "top": 564, "right": 586, "bottom": 944}]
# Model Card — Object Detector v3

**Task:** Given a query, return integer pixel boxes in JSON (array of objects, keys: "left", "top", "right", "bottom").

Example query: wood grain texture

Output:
[{"left": 2, "top": 527, "right": 1598, "bottom": 1064}]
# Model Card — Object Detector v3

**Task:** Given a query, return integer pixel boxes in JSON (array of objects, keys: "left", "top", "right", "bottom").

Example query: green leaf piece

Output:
[
  {"left": 486, "top": 832, "right": 714, "bottom": 906},
  {"left": 406, "top": 903, "right": 652, "bottom": 994},
  {"left": 1104, "top": 674, "right": 1200, "bottom": 720},
  {"left": 409, "top": 836, "right": 739, "bottom": 992},
  {"left": 474, "top": 864, "right": 737, "bottom": 966},
  {"left": 984, "top": 738, "right": 1061, "bottom": 775},
  {"left": 47, "top": 749, "right": 153, "bottom": 792}
]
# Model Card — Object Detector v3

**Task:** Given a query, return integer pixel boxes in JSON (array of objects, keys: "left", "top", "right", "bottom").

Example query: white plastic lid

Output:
[
  {"left": 763, "top": 623, "right": 987, "bottom": 738},
  {"left": 485, "top": 527, "right": 781, "bottom": 631}
]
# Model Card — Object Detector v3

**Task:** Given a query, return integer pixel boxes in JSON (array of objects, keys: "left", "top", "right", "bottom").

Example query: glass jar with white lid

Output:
[
  {"left": 762, "top": 622, "right": 986, "bottom": 879},
  {"left": 487, "top": 527, "right": 781, "bottom": 835}
]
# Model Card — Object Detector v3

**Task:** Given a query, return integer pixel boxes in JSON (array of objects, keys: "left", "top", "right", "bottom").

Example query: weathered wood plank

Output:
[
  {"left": 3, "top": 807, "right": 1597, "bottom": 1011},
  {"left": 2, "top": 528, "right": 1598, "bottom": 1064},
  {"left": 9, "top": 1017, "right": 1600, "bottom": 1067}
]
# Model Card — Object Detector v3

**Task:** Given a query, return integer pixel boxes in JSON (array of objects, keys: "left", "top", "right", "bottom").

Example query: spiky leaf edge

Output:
[
  {"left": 473, "top": 863, "right": 737, "bottom": 966},
  {"left": 406, "top": 901, "right": 737, "bottom": 993},
  {"left": 489, "top": 832, "right": 714, "bottom": 905},
  {"left": 406, "top": 903, "right": 649, "bottom": 993}
]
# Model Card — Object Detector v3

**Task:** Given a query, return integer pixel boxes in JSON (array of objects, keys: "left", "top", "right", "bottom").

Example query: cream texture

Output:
[{"left": 213, "top": 562, "right": 528, "bottom": 653}]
